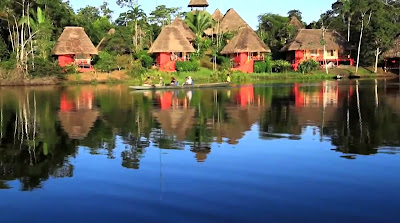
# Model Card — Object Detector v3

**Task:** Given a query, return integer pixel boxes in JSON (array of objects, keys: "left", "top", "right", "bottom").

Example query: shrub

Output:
[
  {"left": 216, "top": 56, "right": 231, "bottom": 71},
  {"left": 0, "top": 59, "right": 16, "bottom": 71},
  {"left": 116, "top": 55, "right": 133, "bottom": 70},
  {"left": 28, "top": 58, "right": 62, "bottom": 77},
  {"left": 135, "top": 50, "right": 154, "bottom": 69},
  {"left": 128, "top": 60, "right": 146, "bottom": 77},
  {"left": 272, "top": 60, "right": 291, "bottom": 73},
  {"left": 95, "top": 51, "right": 117, "bottom": 73},
  {"left": 265, "top": 54, "right": 273, "bottom": 73},
  {"left": 0, "top": 37, "right": 9, "bottom": 62},
  {"left": 176, "top": 61, "right": 199, "bottom": 72},
  {"left": 200, "top": 57, "right": 214, "bottom": 70},
  {"left": 298, "top": 59, "right": 320, "bottom": 74},
  {"left": 254, "top": 61, "right": 267, "bottom": 73}
]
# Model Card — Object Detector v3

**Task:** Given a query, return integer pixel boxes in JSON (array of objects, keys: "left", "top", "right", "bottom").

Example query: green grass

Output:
[{"left": 62, "top": 66, "right": 392, "bottom": 86}]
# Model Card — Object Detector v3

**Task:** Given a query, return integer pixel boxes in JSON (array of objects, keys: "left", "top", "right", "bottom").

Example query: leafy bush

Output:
[
  {"left": 0, "top": 37, "right": 9, "bottom": 62},
  {"left": 254, "top": 61, "right": 267, "bottom": 73},
  {"left": 176, "top": 61, "right": 199, "bottom": 72},
  {"left": 128, "top": 60, "right": 146, "bottom": 77},
  {"left": 28, "top": 58, "right": 62, "bottom": 77},
  {"left": 272, "top": 60, "right": 291, "bottom": 73},
  {"left": 265, "top": 54, "right": 273, "bottom": 73},
  {"left": 116, "top": 55, "right": 133, "bottom": 70},
  {"left": 0, "top": 59, "right": 16, "bottom": 71},
  {"left": 135, "top": 50, "right": 154, "bottom": 69},
  {"left": 298, "top": 59, "right": 320, "bottom": 74},
  {"left": 95, "top": 51, "right": 117, "bottom": 73},
  {"left": 216, "top": 56, "right": 231, "bottom": 71},
  {"left": 200, "top": 56, "right": 213, "bottom": 70}
]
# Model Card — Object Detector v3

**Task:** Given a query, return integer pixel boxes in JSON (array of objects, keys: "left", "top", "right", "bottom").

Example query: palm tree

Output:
[
  {"left": 185, "top": 11, "right": 212, "bottom": 53},
  {"left": 185, "top": 11, "right": 212, "bottom": 37}
]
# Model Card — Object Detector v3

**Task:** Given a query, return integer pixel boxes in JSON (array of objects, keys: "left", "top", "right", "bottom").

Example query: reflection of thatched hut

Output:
[
  {"left": 215, "top": 106, "right": 264, "bottom": 145},
  {"left": 383, "top": 36, "right": 400, "bottom": 73},
  {"left": 58, "top": 109, "right": 99, "bottom": 140},
  {"left": 188, "top": 0, "right": 209, "bottom": 10},
  {"left": 148, "top": 25, "right": 195, "bottom": 72},
  {"left": 288, "top": 16, "right": 304, "bottom": 30},
  {"left": 221, "top": 27, "right": 271, "bottom": 73},
  {"left": 280, "top": 29, "right": 353, "bottom": 71},
  {"left": 52, "top": 27, "right": 98, "bottom": 70},
  {"left": 152, "top": 109, "right": 195, "bottom": 141},
  {"left": 171, "top": 17, "right": 196, "bottom": 42}
]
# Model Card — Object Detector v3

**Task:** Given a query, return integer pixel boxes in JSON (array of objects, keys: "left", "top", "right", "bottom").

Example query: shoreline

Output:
[{"left": 0, "top": 68, "right": 398, "bottom": 87}]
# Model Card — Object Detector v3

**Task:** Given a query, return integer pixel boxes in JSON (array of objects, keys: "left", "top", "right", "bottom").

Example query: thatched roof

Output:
[
  {"left": 188, "top": 0, "right": 209, "bottom": 7},
  {"left": 58, "top": 109, "right": 99, "bottom": 140},
  {"left": 52, "top": 27, "right": 98, "bottom": 55},
  {"left": 280, "top": 29, "right": 352, "bottom": 52},
  {"left": 148, "top": 25, "right": 195, "bottom": 53},
  {"left": 289, "top": 16, "right": 304, "bottom": 30},
  {"left": 212, "top": 9, "right": 224, "bottom": 22},
  {"left": 96, "top": 28, "right": 116, "bottom": 51},
  {"left": 220, "top": 27, "right": 271, "bottom": 54},
  {"left": 171, "top": 17, "right": 196, "bottom": 42},
  {"left": 219, "top": 8, "right": 250, "bottom": 34},
  {"left": 383, "top": 36, "right": 400, "bottom": 58}
]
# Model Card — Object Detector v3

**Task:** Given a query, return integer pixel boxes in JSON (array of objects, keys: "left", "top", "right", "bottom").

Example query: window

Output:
[
  {"left": 310, "top": 50, "right": 318, "bottom": 55},
  {"left": 330, "top": 50, "right": 335, "bottom": 57}
]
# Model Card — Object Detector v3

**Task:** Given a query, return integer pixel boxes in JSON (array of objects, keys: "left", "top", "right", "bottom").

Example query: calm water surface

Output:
[{"left": 0, "top": 79, "right": 400, "bottom": 222}]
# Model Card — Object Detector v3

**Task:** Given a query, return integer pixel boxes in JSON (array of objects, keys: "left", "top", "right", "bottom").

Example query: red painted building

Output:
[
  {"left": 52, "top": 27, "right": 98, "bottom": 72},
  {"left": 148, "top": 25, "right": 195, "bottom": 72},
  {"left": 281, "top": 29, "right": 353, "bottom": 71},
  {"left": 383, "top": 36, "right": 400, "bottom": 74},
  {"left": 220, "top": 27, "right": 271, "bottom": 73}
]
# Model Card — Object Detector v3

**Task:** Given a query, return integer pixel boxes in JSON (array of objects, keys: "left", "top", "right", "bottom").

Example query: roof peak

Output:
[{"left": 188, "top": 0, "right": 209, "bottom": 7}]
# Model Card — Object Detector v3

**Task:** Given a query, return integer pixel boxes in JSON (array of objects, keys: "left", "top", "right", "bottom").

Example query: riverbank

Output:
[{"left": 0, "top": 66, "right": 397, "bottom": 86}]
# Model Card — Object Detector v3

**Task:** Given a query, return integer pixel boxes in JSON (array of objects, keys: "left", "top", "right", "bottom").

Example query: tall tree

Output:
[
  {"left": 149, "top": 5, "right": 181, "bottom": 26},
  {"left": 287, "top": 9, "right": 302, "bottom": 21},
  {"left": 354, "top": 0, "right": 373, "bottom": 74}
]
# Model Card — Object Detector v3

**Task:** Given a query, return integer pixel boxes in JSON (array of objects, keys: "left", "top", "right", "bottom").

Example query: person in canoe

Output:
[
  {"left": 183, "top": 76, "right": 193, "bottom": 85},
  {"left": 155, "top": 77, "right": 164, "bottom": 87},
  {"left": 170, "top": 77, "right": 178, "bottom": 86},
  {"left": 143, "top": 76, "right": 153, "bottom": 86},
  {"left": 226, "top": 74, "right": 231, "bottom": 83}
]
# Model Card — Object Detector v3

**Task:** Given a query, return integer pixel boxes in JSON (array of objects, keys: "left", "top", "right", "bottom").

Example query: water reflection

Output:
[{"left": 0, "top": 79, "right": 400, "bottom": 190}]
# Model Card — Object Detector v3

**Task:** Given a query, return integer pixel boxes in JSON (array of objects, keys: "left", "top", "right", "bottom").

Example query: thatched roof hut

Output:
[
  {"left": 171, "top": 17, "right": 196, "bottom": 42},
  {"left": 148, "top": 25, "right": 195, "bottom": 53},
  {"left": 219, "top": 8, "right": 249, "bottom": 34},
  {"left": 280, "top": 29, "right": 352, "bottom": 52},
  {"left": 52, "top": 27, "right": 98, "bottom": 55},
  {"left": 96, "top": 28, "right": 116, "bottom": 51},
  {"left": 220, "top": 27, "right": 271, "bottom": 54},
  {"left": 188, "top": 0, "right": 209, "bottom": 7},
  {"left": 383, "top": 36, "right": 400, "bottom": 59},
  {"left": 212, "top": 9, "right": 224, "bottom": 22},
  {"left": 288, "top": 16, "right": 304, "bottom": 30},
  {"left": 58, "top": 109, "right": 99, "bottom": 140}
]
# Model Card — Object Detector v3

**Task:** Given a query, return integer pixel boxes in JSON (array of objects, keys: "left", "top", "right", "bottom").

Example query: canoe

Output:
[
  {"left": 348, "top": 75, "right": 361, "bottom": 79},
  {"left": 129, "top": 82, "right": 230, "bottom": 90}
]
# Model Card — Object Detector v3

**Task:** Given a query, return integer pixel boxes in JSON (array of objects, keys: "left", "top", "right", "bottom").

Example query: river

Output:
[{"left": 0, "top": 79, "right": 400, "bottom": 222}]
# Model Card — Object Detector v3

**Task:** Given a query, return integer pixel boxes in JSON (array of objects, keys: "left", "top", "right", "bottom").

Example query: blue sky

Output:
[{"left": 69, "top": 0, "right": 334, "bottom": 28}]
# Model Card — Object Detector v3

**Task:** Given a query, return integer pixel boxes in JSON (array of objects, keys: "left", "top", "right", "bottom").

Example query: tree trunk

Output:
[
  {"left": 374, "top": 47, "right": 380, "bottom": 73},
  {"left": 347, "top": 17, "right": 351, "bottom": 42},
  {"left": 355, "top": 16, "right": 364, "bottom": 75},
  {"left": 322, "top": 28, "right": 329, "bottom": 74},
  {"left": 135, "top": 19, "right": 138, "bottom": 52}
]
